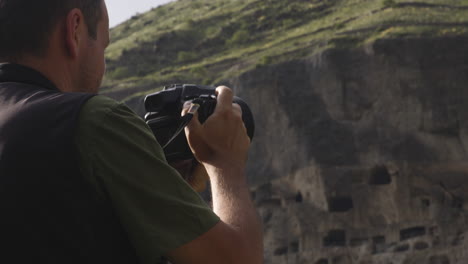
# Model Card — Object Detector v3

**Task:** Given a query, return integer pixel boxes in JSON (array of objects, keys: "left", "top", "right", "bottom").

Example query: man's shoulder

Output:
[
  {"left": 76, "top": 94, "right": 151, "bottom": 146},
  {"left": 76, "top": 94, "right": 156, "bottom": 149},
  {"left": 80, "top": 95, "right": 122, "bottom": 118},
  {"left": 78, "top": 94, "right": 144, "bottom": 127}
]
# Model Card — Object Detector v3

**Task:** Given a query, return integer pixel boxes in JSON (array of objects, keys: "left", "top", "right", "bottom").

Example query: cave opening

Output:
[
  {"left": 295, "top": 191, "right": 303, "bottom": 203},
  {"left": 372, "top": 235, "right": 386, "bottom": 254},
  {"left": 274, "top": 246, "right": 288, "bottom": 256},
  {"left": 414, "top": 241, "right": 429, "bottom": 250},
  {"left": 394, "top": 244, "right": 410, "bottom": 252},
  {"left": 422, "top": 198, "right": 431, "bottom": 208},
  {"left": 369, "top": 165, "right": 392, "bottom": 185},
  {"left": 400, "top": 226, "right": 426, "bottom": 241},
  {"left": 323, "top": 229, "right": 346, "bottom": 247},
  {"left": 328, "top": 196, "right": 354, "bottom": 212},
  {"left": 315, "top": 259, "right": 329, "bottom": 264},
  {"left": 290, "top": 241, "right": 299, "bottom": 253}
]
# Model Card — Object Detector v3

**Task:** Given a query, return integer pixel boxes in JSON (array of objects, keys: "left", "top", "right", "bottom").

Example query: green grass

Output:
[{"left": 103, "top": 0, "right": 468, "bottom": 103}]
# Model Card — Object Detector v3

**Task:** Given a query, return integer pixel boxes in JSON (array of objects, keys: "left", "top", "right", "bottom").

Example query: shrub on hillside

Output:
[
  {"left": 259, "top": 56, "right": 273, "bottom": 65},
  {"left": 154, "top": 6, "right": 167, "bottom": 17},
  {"left": 107, "top": 67, "right": 131, "bottom": 80},
  {"left": 177, "top": 51, "right": 197, "bottom": 62},
  {"left": 282, "top": 19, "right": 296, "bottom": 29},
  {"left": 190, "top": 2, "right": 203, "bottom": 9},
  {"left": 383, "top": 0, "right": 396, "bottom": 8},
  {"left": 226, "top": 29, "right": 250, "bottom": 46},
  {"left": 190, "top": 66, "right": 208, "bottom": 78}
]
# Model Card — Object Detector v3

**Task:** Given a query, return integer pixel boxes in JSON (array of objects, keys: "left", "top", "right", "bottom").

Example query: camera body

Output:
[{"left": 144, "top": 84, "right": 255, "bottom": 162}]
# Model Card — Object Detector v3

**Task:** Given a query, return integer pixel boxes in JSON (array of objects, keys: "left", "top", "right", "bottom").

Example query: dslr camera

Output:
[{"left": 144, "top": 84, "right": 255, "bottom": 162}]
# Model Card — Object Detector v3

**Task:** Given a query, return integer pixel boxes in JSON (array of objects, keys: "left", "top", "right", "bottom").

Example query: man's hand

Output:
[{"left": 182, "top": 86, "right": 251, "bottom": 173}]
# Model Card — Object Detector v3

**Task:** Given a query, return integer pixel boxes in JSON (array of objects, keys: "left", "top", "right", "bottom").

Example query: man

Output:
[{"left": 0, "top": 0, "right": 263, "bottom": 263}]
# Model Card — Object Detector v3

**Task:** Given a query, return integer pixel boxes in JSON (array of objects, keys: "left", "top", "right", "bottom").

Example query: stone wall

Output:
[{"left": 231, "top": 37, "right": 468, "bottom": 264}]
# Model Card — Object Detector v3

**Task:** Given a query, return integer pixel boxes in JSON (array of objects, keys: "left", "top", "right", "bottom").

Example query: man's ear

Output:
[{"left": 65, "top": 8, "right": 86, "bottom": 58}]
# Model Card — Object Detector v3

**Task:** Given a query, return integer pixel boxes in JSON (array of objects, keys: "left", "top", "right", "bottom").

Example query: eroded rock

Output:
[{"left": 234, "top": 37, "right": 468, "bottom": 264}]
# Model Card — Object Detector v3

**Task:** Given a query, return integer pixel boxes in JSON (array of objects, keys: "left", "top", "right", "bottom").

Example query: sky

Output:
[{"left": 106, "top": 0, "right": 175, "bottom": 28}]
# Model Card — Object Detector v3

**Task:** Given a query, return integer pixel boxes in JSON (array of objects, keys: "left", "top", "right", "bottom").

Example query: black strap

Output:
[{"left": 162, "top": 102, "right": 200, "bottom": 149}]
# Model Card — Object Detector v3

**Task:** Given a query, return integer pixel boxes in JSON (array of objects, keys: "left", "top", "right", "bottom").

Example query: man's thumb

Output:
[{"left": 182, "top": 102, "right": 202, "bottom": 134}]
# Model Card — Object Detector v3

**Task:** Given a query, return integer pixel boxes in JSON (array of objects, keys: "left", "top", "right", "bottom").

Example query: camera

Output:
[{"left": 144, "top": 84, "right": 255, "bottom": 162}]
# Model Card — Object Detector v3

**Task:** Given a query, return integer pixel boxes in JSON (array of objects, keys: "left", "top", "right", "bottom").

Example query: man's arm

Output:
[
  {"left": 167, "top": 86, "right": 263, "bottom": 264},
  {"left": 75, "top": 96, "right": 223, "bottom": 264}
]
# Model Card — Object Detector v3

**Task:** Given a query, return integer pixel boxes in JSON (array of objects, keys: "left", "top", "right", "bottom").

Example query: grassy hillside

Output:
[{"left": 102, "top": 0, "right": 468, "bottom": 102}]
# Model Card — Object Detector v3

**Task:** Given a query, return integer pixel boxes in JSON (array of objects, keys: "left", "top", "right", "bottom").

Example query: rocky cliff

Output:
[{"left": 226, "top": 36, "right": 468, "bottom": 264}]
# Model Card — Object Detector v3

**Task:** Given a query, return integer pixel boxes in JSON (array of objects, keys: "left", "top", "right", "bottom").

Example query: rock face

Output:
[{"left": 230, "top": 37, "right": 468, "bottom": 264}]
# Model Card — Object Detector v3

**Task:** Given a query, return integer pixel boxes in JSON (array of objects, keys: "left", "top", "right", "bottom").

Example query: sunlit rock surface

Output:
[{"left": 231, "top": 37, "right": 468, "bottom": 264}]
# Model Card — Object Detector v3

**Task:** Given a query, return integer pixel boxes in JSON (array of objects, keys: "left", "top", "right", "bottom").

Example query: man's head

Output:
[{"left": 0, "top": 0, "right": 110, "bottom": 93}]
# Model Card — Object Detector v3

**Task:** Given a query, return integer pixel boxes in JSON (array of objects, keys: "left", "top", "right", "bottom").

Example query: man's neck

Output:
[{"left": 13, "top": 56, "right": 74, "bottom": 93}]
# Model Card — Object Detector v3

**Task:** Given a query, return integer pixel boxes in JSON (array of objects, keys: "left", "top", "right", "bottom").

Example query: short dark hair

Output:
[{"left": 0, "top": 0, "right": 103, "bottom": 60}]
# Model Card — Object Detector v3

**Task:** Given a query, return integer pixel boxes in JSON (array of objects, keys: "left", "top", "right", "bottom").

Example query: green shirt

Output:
[{"left": 75, "top": 95, "right": 220, "bottom": 264}]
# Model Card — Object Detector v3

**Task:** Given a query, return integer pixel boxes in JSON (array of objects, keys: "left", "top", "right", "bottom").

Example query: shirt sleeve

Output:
[{"left": 74, "top": 95, "right": 220, "bottom": 264}]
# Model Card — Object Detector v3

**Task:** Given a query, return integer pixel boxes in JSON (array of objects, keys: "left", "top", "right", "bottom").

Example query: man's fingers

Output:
[
  {"left": 185, "top": 111, "right": 202, "bottom": 133},
  {"left": 181, "top": 103, "right": 203, "bottom": 149},
  {"left": 232, "top": 103, "right": 242, "bottom": 118},
  {"left": 181, "top": 101, "right": 202, "bottom": 133},
  {"left": 184, "top": 111, "right": 210, "bottom": 159},
  {"left": 181, "top": 101, "right": 191, "bottom": 116},
  {"left": 215, "top": 86, "right": 234, "bottom": 113}
]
